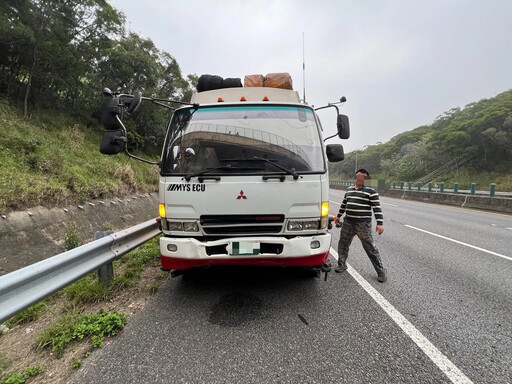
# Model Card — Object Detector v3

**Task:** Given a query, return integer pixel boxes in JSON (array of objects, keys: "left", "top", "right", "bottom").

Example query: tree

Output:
[{"left": 0, "top": 0, "right": 195, "bottom": 153}]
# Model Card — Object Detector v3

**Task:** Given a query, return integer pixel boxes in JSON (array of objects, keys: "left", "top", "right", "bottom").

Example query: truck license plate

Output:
[{"left": 230, "top": 242, "right": 260, "bottom": 256}]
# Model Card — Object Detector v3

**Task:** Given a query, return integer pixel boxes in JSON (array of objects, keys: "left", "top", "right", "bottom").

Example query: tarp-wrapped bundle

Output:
[
  {"left": 197, "top": 75, "right": 242, "bottom": 92},
  {"left": 222, "top": 78, "right": 243, "bottom": 88},
  {"left": 244, "top": 73, "right": 293, "bottom": 90},
  {"left": 264, "top": 73, "right": 293, "bottom": 90},
  {"left": 197, "top": 74, "right": 223, "bottom": 92},
  {"left": 198, "top": 73, "right": 293, "bottom": 91},
  {"left": 244, "top": 74, "right": 264, "bottom": 87}
]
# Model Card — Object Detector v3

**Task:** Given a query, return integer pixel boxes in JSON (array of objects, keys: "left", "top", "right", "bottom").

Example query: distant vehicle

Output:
[{"left": 99, "top": 73, "right": 349, "bottom": 276}]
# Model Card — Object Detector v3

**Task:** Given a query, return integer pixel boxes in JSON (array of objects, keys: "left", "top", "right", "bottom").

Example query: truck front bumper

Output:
[{"left": 160, "top": 234, "right": 331, "bottom": 270}]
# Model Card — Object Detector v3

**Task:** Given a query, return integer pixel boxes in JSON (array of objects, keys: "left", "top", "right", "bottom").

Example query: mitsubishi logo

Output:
[{"left": 237, "top": 190, "right": 247, "bottom": 200}]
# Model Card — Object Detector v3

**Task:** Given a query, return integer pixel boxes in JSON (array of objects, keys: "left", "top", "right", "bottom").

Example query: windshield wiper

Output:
[
  {"left": 184, "top": 165, "right": 233, "bottom": 181},
  {"left": 252, "top": 156, "right": 299, "bottom": 180}
]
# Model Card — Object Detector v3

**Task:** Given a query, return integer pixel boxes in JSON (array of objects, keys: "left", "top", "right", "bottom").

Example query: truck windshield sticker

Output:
[
  {"left": 192, "top": 106, "right": 315, "bottom": 122},
  {"left": 167, "top": 184, "right": 206, "bottom": 192}
]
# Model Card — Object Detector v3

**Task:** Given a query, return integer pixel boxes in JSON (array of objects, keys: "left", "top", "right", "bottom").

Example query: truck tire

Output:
[{"left": 197, "top": 74, "right": 223, "bottom": 92}]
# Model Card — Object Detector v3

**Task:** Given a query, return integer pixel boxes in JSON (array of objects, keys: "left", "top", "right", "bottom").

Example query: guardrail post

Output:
[
  {"left": 428, "top": 182, "right": 432, "bottom": 192},
  {"left": 417, "top": 182, "right": 422, "bottom": 191},
  {"left": 95, "top": 231, "right": 114, "bottom": 284},
  {"left": 440, "top": 182, "right": 445, "bottom": 193},
  {"left": 490, "top": 183, "right": 496, "bottom": 197},
  {"left": 471, "top": 183, "right": 476, "bottom": 195},
  {"left": 454, "top": 183, "right": 459, "bottom": 194},
  {"left": 400, "top": 182, "right": 404, "bottom": 190}
]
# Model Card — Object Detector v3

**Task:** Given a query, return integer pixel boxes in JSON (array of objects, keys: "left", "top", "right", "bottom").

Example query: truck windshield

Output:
[{"left": 161, "top": 105, "right": 325, "bottom": 175}]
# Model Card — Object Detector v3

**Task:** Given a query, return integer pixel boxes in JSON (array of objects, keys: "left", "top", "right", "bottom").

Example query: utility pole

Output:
[{"left": 354, "top": 145, "right": 369, "bottom": 173}]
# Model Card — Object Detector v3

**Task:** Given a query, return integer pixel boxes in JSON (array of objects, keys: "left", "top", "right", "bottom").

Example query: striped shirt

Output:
[{"left": 337, "top": 186, "right": 384, "bottom": 225}]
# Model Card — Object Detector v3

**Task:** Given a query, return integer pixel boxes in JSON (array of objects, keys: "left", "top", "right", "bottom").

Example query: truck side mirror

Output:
[
  {"left": 326, "top": 144, "right": 344, "bottom": 162},
  {"left": 337, "top": 114, "right": 350, "bottom": 139},
  {"left": 100, "top": 130, "right": 126, "bottom": 155},
  {"left": 100, "top": 96, "right": 123, "bottom": 131},
  {"left": 126, "top": 92, "right": 142, "bottom": 113}
]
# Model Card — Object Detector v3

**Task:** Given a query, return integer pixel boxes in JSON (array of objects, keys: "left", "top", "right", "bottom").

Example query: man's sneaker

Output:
[
  {"left": 335, "top": 264, "right": 347, "bottom": 273},
  {"left": 377, "top": 269, "right": 387, "bottom": 283}
]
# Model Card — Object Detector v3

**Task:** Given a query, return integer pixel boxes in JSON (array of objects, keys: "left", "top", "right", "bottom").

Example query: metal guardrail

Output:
[
  {"left": 0, "top": 218, "right": 161, "bottom": 324},
  {"left": 330, "top": 181, "right": 512, "bottom": 198}
]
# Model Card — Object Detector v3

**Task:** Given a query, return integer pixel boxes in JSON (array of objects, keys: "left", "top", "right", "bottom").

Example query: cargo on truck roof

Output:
[{"left": 196, "top": 73, "right": 293, "bottom": 93}]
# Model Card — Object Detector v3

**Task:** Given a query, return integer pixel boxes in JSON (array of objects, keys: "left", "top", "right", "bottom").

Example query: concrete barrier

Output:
[
  {"left": 0, "top": 193, "right": 159, "bottom": 274},
  {"left": 330, "top": 184, "right": 512, "bottom": 215}
]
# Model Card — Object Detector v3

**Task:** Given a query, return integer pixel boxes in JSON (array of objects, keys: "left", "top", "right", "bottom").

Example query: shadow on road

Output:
[{"left": 157, "top": 266, "right": 330, "bottom": 328}]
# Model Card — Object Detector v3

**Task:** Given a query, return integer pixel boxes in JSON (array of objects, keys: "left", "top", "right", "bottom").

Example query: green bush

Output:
[
  {"left": 64, "top": 223, "right": 82, "bottom": 251},
  {"left": 0, "top": 366, "right": 44, "bottom": 384},
  {"left": 5, "top": 302, "right": 47, "bottom": 328},
  {"left": 38, "top": 311, "right": 127, "bottom": 358}
]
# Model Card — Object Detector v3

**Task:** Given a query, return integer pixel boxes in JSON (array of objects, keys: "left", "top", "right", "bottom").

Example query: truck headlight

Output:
[
  {"left": 183, "top": 222, "right": 199, "bottom": 232},
  {"left": 167, "top": 221, "right": 199, "bottom": 232},
  {"left": 287, "top": 220, "right": 320, "bottom": 231},
  {"left": 303, "top": 220, "right": 320, "bottom": 230},
  {"left": 168, "top": 221, "right": 183, "bottom": 231},
  {"left": 287, "top": 221, "right": 303, "bottom": 231}
]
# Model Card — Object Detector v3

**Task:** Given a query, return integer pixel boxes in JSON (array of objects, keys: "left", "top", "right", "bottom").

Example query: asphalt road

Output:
[{"left": 71, "top": 190, "right": 512, "bottom": 384}]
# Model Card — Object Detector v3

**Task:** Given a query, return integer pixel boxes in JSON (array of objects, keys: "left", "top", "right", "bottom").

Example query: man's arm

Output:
[
  {"left": 369, "top": 190, "right": 384, "bottom": 235},
  {"left": 334, "top": 192, "right": 349, "bottom": 227},
  {"left": 337, "top": 193, "right": 348, "bottom": 221}
]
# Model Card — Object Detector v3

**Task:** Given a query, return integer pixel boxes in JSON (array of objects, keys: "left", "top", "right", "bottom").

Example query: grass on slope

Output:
[{"left": 0, "top": 101, "right": 159, "bottom": 212}]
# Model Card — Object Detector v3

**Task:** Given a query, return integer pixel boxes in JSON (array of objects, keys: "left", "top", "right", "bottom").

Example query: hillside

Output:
[
  {"left": 0, "top": 101, "right": 159, "bottom": 213},
  {"left": 330, "top": 89, "right": 512, "bottom": 190}
]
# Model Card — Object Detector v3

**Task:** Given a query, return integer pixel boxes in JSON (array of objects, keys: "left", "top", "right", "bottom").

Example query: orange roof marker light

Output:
[
  {"left": 240, "top": 96, "right": 247, "bottom": 101},
  {"left": 217, "top": 97, "right": 224, "bottom": 102},
  {"left": 262, "top": 96, "right": 270, "bottom": 101}
]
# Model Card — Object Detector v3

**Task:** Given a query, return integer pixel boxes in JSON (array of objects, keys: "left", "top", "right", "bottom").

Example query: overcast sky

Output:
[{"left": 108, "top": 0, "right": 512, "bottom": 153}]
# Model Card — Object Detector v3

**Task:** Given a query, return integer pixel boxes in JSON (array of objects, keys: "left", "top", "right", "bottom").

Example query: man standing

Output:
[{"left": 334, "top": 169, "right": 387, "bottom": 282}]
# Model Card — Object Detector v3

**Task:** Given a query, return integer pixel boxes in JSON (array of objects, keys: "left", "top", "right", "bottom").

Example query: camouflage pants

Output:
[{"left": 337, "top": 219, "right": 384, "bottom": 274}]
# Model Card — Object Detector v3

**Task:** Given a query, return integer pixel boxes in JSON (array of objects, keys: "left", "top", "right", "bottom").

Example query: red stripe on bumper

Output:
[{"left": 161, "top": 251, "right": 330, "bottom": 271}]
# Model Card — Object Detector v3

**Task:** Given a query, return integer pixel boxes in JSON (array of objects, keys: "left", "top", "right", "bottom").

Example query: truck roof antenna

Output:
[{"left": 302, "top": 32, "right": 306, "bottom": 103}]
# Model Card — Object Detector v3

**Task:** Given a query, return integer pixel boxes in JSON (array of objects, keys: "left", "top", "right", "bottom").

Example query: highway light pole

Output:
[{"left": 354, "top": 145, "right": 369, "bottom": 173}]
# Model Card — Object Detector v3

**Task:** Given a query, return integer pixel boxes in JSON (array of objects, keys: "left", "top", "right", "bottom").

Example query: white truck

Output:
[{"left": 99, "top": 74, "right": 349, "bottom": 276}]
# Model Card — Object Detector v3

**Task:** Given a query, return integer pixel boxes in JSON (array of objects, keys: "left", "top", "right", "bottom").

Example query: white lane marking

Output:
[
  {"left": 329, "top": 200, "right": 340, "bottom": 205},
  {"left": 491, "top": 224, "right": 496, "bottom": 227},
  {"left": 330, "top": 248, "right": 473, "bottom": 384},
  {"left": 382, "top": 202, "right": 398, "bottom": 207},
  {"left": 405, "top": 225, "right": 512, "bottom": 262},
  {"left": 507, "top": 228, "right": 512, "bottom": 231}
]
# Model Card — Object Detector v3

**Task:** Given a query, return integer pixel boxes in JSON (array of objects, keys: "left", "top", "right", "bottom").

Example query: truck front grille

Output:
[{"left": 200, "top": 214, "right": 284, "bottom": 235}]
